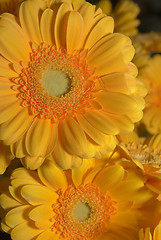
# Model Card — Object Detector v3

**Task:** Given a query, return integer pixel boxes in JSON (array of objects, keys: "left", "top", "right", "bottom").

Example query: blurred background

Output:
[
  {"left": 89, "top": 0, "right": 161, "bottom": 32},
  {"left": 133, "top": 0, "right": 161, "bottom": 32}
]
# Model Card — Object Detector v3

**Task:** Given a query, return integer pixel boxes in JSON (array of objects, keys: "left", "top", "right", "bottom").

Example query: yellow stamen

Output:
[{"left": 125, "top": 142, "right": 161, "bottom": 166}]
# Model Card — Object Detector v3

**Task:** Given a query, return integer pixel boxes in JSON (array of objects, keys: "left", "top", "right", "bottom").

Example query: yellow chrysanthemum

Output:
[
  {"left": 117, "top": 132, "right": 161, "bottom": 194},
  {"left": 0, "top": 157, "right": 157, "bottom": 240},
  {"left": 132, "top": 32, "right": 161, "bottom": 70},
  {"left": 97, "top": 0, "right": 140, "bottom": 37},
  {"left": 139, "top": 54, "right": 161, "bottom": 134},
  {"left": 0, "top": 0, "right": 146, "bottom": 169}
]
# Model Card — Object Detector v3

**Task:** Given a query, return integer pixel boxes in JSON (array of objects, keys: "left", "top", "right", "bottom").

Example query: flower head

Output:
[
  {"left": 0, "top": 0, "right": 146, "bottom": 169},
  {"left": 132, "top": 32, "right": 161, "bottom": 70},
  {"left": 0, "top": 157, "right": 156, "bottom": 240}
]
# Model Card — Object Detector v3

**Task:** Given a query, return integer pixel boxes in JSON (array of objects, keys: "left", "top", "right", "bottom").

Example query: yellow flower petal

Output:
[
  {"left": 0, "top": 93, "right": 17, "bottom": 105},
  {"left": 107, "top": 113, "right": 134, "bottom": 134},
  {"left": 38, "top": 159, "right": 68, "bottom": 191},
  {"left": 97, "top": 92, "right": 139, "bottom": 114},
  {"left": 154, "top": 223, "right": 161, "bottom": 240},
  {"left": 99, "top": 72, "right": 136, "bottom": 94},
  {"left": 0, "top": 79, "right": 17, "bottom": 96},
  {"left": 88, "top": 34, "right": 133, "bottom": 75},
  {"left": 10, "top": 135, "right": 26, "bottom": 158},
  {"left": 55, "top": 2, "right": 73, "bottom": 49},
  {"left": 19, "top": 1, "right": 42, "bottom": 44},
  {"left": 0, "top": 101, "right": 21, "bottom": 124},
  {"left": 3, "top": 108, "right": 33, "bottom": 145},
  {"left": 93, "top": 165, "right": 124, "bottom": 191},
  {"left": 9, "top": 185, "right": 26, "bottom": 204},
  {"left": 111, "top": 170, "right": 154, "bottom": 204},
  {"left": 40, "top": 8, "right": 55, "bottom": 45},
  {"left": 1, "top": 218, "right": 11, "bottom": 233},
  {"left": 0, "top": 13, "right": 30, "bottom": 63},
  {"left": 84, "top": 15, "right": 114, "bottom": 50},
  {"left": 76, "top": 113, "right": 110, "bottom": 145},
  {"left": 66, "top": 11, "right": 83, "bottom": 53},
  {"left": 29, "top": 204, "right": 53, "bottom": 222},
  {"left": 0, "top": 101, "right": 22, "bottom": 123},
  {"left": 72, "top": 158, "right": 95, "bottom": 187},
  {"left": 146, "top": 177, "right": 161, "bottom": 194},
  {"left": 59, "top": 117, "right": 87, "bottom": 156},
  {"left": 0, "top": 56, "right": 18, "bottom": 77},
  {"left": 0, "top": 108, "right": 33, "bottom": 144},
  {"left": 0, "top": 192, "right": 21, "bottom": 210},
  {"left": 128, "top": 110, "right": 143, "bottom": 123},
  {"left": 21, "top": 156, "right": 45, "bottom": 170},
  {"left": 35, "top": 220, "right": 52, "bottom": 229},
  {"left": 76, "top": 2, "right": 95, "bottom": 45},
  {"left": 11, "top": 222, "right": 43, "bottom": 240},
  {"left": 51, "top": 136, "right": 83, "bottom": 169},
  {"left": 5, "top": 205, "right": 32, "bottom": 228},
  {"left": 25, "top": 119, "right": 57, "bottom": 157},
  {"left": 45, "top": 123, "right": 58, "bottom": 156},
  {"left": 21, "top": 184, "right": 58, "bottom": 206},
  {"left": 84, "top": 110, "right": 119, "bottom": 135},
  {"left": 11, "top": 167, "right": 42, "bottom": 186},
  {"left": 36, "top": 229, "right": 59, "bottom": 240}
]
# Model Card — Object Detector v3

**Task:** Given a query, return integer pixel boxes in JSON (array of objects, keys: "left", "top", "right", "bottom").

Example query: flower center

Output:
[
  {"left": 11, "top": 43, "right": 97, "bottom": 122},
  {"left": 51, "top": 184, "right": 117, "bottom": 240},
  {"left": 125, "top": 142, "right": 161, "bottom": 166},
  {"left": 73, "top": 202, "right": 91, "bottom": 221},
  {"left": 40, "top": 69, "right": 71, "bottom": 97}
]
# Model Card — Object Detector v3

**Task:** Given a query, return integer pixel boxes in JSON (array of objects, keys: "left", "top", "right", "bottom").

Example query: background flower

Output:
[
  {"left": 139, "top": 55, "right": 161, "bottom": 134},
  {"left": 132, "top": 32, "right": 161, "bottom": 71},
  {"left": 116, "top": 132, "right": 161, "bottom": 194},
  {"left": 96, "top": 0, "right": 140, "bottom": 37}
]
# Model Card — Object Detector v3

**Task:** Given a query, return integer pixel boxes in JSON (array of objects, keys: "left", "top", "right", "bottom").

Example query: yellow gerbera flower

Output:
[
  {"left": 0, "top": 157, "right": 156, "bottom": 240},
  {"left": 117, "top": 132, "right": 161, "bottom": 194},
  {"left": 0, "top": 0, "right": 146, "bottom": 169},
  {"left": 139, "top": 54, "right": 161, "bottom": 134},
  {"left": 97, "top": 0, "right": 140, "bottom": 37}
]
